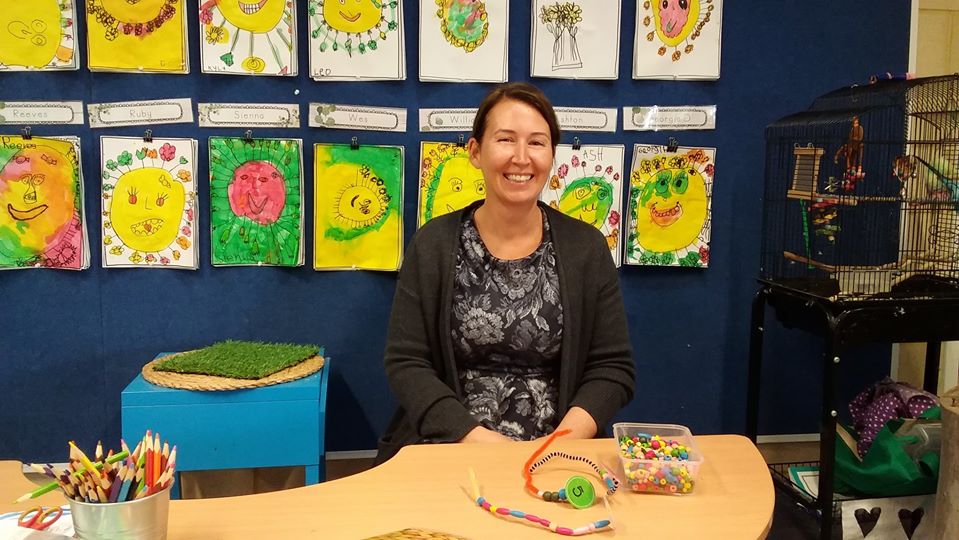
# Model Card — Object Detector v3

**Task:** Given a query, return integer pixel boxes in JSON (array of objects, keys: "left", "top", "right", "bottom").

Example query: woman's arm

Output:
[
  {"left": 383, "top": 231, "right": 479, "bottom": 444},
  {"left": 566, "top": 234, "right": 636, "bottom": 434}
]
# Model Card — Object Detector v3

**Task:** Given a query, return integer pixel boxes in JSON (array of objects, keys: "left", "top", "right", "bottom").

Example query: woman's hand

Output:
[
  {"left": 458, "top": 425, "right": 513, "bottom": 443},
  {"left": 554, "top": 407, "right": 598, "bottom": 439}
]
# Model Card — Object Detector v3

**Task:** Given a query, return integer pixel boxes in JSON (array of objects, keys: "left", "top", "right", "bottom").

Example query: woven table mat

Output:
[{"left": 142, "top": 352, "right": 325, "bottom": 391}]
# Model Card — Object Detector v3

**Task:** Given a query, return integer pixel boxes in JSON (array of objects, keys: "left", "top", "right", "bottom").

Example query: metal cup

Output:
[{"left": 68, "top": 487, "right": 170, "bottom": 540}]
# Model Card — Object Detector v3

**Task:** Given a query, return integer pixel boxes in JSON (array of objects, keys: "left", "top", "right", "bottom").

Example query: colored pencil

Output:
[
  {"left": 13, "top": 450, "right": 128, "bottom": 503},
  {"left": 160, "top": 442, "right": 169, "bottom": 474},
  {"left": 117, "top": 468, "right": 134, "bottom": 502},
  {"left": 152, "top": 433, "right": 161, "bottom": 487}
]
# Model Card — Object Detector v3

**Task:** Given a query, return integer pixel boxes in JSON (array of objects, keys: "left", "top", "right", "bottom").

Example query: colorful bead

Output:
[{"left": 618, "top": 433, "right": 696, "bottom": 494}]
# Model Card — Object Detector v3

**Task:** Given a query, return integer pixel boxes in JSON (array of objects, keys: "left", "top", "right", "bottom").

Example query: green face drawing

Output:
[{"left": 558, "top": 176, "right": 613, "bottom": 227}]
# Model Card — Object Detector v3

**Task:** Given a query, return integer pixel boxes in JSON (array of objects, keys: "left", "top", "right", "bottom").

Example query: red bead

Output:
[
  {"left": 556, "top": 527, "right": 574, "bottom": 535},
  {"left": 496, "top": 507, "right": 510, "bottom": 515}
]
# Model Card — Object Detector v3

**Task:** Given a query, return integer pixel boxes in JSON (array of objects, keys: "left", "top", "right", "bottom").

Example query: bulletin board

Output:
[{"left": 0, "top": 1, "right": 908, "bottom": 461}]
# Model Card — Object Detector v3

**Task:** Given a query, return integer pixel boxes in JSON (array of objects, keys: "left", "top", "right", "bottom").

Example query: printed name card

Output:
[
  {"left": 0, "top": 102, "right": 85, "bottom": 125},
  {"left": 198, "top": 103, "right": 300, "bottom": 128},
  {"left": 419, "top": 108, "right": 477, "bottom": 132},
  {"left": 309, "top": 104, "right": 407, "bottom": 132},
  {"left": 88, "top": 98, "right": 194, "bottom": 128},
  {"left": 623, "top": 105, "right": 717, "bottom": 131},
  {"left": 554, "top": 107, "right": 618, "bottom": 133}
]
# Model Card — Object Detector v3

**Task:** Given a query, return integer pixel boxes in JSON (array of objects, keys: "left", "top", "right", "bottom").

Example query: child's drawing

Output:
[
  {"left": 0, "top": 136, "right": 85, "bottom": 269},
  {"left": 86, "top": 0, "right": 188, "bottom": 72},
  {"left": 0, "top": 0, "right": 77, "bottom": 71},
  {"left": 531, "top": 0, "right": 620, "bottom": 79},
  {"left": 199, "top": 0, "right": 297, "bottom": 75},
  {"left": 209, "top": 137, "right": 303, "bottom": 266},
  {"left": 418, "top": 142, "right": 485, "bottom": 226},
  {"left": 542, "top": 144, "right": 625, "bottom": 265},
  {"left": 101, "top": 137, "right": 197, "bottom": 268},
  {"left": 314, "top": 143, "right": 403, "bottom": 271},
  {"left": 307, "top": 0, "right": 404, "bottom": 80},
  {"left": 633, "top": 0, "right": 722, "bottom": 80},
  {"left": 625, "top": 145, "right": 715, "bottom": 267}
]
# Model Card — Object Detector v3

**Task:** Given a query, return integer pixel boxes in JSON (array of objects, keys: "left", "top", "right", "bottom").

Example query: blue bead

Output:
[
  {"left": 477, "top": 497, "right": 485, "bottom": 504},
  {"left": 510, "top": 510, "right": 525, "bottom": 518},
  {"left": 595, "top": 520, "right": 611, "bottom": 528},
  {"left": 558, "top": 488, "right": 566, "bottom": 499}
]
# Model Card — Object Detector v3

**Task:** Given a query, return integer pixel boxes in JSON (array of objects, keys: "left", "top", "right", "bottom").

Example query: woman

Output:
[{"left": 376, "top": 82, "right": 634, "bottom": 463}]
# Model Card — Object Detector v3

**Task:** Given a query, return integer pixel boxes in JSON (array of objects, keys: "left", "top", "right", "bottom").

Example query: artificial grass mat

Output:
[{"left": 153, "top": 340, "right": 321, "bottom": 379}]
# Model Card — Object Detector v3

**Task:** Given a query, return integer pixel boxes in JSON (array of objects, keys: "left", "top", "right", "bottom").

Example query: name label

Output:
[
  {"left": 198, "top": 103, "right": 299, "bottom": 128},
  {"left": 88, "top": 98, "right": 194, "bottom": 128},
  {"left": 623, "top": 105, "right": 717, "bottom": 131},
  {"left": 554, "top": 107, "right": 618, "bottom": 132},
  {"left": 419, "top": 108, "right": 477, "bottom": 132},
  {"left": 309, "top": 104, "right": 406, "bottom": 132},
  {"left": 0, "top": 102, "right": 84, "bottom": 125}
]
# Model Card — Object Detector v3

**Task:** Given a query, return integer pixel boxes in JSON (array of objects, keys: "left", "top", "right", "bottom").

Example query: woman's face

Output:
[{"left": 468, "top": 98, "right": 553, "bottom": 212}]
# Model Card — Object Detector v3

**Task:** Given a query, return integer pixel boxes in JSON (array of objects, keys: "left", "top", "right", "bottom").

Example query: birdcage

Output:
[{"left": 760, "top": 74, "right": 959, "bottom": 300}]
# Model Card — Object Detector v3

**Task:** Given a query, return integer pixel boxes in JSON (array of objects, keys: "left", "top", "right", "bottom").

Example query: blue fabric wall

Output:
[{"left": 0, "top": 1, "right": 908, "bottom": 461}]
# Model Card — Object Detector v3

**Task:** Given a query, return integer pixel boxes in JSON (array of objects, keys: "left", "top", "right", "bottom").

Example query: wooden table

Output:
[{"left": 1, "top": 435, "right": 772, "bottom": 539}]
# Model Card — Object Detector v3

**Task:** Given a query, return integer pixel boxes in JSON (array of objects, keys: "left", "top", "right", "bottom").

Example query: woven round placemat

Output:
[{"left": 142, "top": 353, "right": 325, "bottom": 391}]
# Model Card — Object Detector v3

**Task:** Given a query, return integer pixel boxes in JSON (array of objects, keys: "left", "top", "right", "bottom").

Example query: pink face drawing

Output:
[
  {"left": 227, "top": 161, "right": 286, "bottom": 225},
  {"left": 659, "top": 0, "right": 691, "bottom": 38}
]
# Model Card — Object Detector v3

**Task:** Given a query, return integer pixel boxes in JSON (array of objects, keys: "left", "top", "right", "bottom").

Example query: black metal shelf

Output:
[
  {"left": 746, "top": 282, "right": 959, "bottom": 539},
  {"left": 769, "top": 461, "right": 841, "bottom": 520}
]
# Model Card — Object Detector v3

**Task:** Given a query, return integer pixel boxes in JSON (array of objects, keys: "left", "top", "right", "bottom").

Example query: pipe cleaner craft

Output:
[
  {"left": 522, "top": 429, "right": 620, "bottom": 509},
  {"left": 469, "top": 467, "right": 614, "bottom": 536}
]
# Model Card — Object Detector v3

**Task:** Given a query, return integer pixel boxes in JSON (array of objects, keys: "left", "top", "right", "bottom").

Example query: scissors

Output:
[{"left": 17, "top": 506, "right": 62, "bottom": 531}]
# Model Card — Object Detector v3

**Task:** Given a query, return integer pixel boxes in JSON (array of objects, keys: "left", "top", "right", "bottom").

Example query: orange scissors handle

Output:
[{"left": 17, "top": 506, "right": 63, "bottom": 531}]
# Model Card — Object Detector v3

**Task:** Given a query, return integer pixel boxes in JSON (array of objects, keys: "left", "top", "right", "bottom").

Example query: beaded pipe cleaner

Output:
[
  {"left": 469, "top": 467, "right": 614, "bottom": 536},
  {"left": 523, "top": 429, "right": 620, "bottom": 509}
]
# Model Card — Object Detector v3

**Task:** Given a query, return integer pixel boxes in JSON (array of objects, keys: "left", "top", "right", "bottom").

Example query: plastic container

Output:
[
  {"left": 613, "top": 422, "right": 703, "bottom": 495},
  {"left": 69, "top": 486, "right": 170, "bottom": 540},
  {"left": 900, "top": 422, "right": 942, "bottom": 462}
]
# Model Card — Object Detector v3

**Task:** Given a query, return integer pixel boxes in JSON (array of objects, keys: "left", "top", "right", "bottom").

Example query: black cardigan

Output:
[{"left": 376, "top": 200, "right": 635, "bottom": 463}]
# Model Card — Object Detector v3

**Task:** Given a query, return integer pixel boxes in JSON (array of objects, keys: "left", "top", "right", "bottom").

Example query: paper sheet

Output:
[
  {"left": 100, "top": 136, "right": 198, "bottom": 269},
  {"left": 419, "top": 0, "right": 507, "bottom": 82},
  {"left": 86, "top": 0, "right": 189, "bottom": 73},
  {"left": 313, "top": 143, "right": 404, "bottom": 271},
  {"left": 209, "top": 137, "right": 304, "bottom": 266},
  {"left": 0, "top": 136, "right": 88, "bottom": 270},
  {"left": 418, "top": 142, "right": 484, "bottom": 226},
  {"left": 200, "top": 0, "right": 297, "bottom": 76},
  {"left": 0, "top": 1, "right": 78, "bottom": 71},
  {"left": 541, "top": 144, "right": 625, "bottom": 266},
  {"left": 530, "top": 0, "right": 620, "bottom": 79},
  {"left": 308, "top": 0, "right": 406, "bottom": 80},
  {"left": 625, "top": 144, "right": 715, "bottom": 267},
  {"left": 632, "top": 0, "right": 722, "bottom": 80}
]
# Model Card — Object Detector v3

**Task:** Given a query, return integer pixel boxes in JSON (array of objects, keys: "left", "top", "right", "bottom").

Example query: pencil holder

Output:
[{"left": 69, "top": 485, "right": 170, "bottom": 540}]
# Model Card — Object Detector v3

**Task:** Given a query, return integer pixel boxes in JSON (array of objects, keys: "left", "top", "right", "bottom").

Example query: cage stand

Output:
[{"left": 746, "top": 281, "right": 959, "bottom": 539}]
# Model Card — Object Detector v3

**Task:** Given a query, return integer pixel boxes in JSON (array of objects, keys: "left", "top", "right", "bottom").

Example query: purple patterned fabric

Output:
[{"left": 848, "top": 377, "right": 938, "bottom": 458}]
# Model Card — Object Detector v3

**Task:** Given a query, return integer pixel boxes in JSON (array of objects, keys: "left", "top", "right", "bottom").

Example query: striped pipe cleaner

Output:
[
  {"left": 528, "top": 451, "right": 620, "bottom": 501},
  {"left": 522, "top": 429, "right": 620, "bottom": 504}
]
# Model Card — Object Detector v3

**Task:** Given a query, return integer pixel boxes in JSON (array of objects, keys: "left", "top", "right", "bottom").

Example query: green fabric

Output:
[{"left": 834, "top": 407, "right": 941, "bottom": 497}]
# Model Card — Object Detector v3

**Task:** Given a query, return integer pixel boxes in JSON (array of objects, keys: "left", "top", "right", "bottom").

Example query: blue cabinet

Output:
[{"left": 121, "top": 356, "right": 329, "bottom": 499}]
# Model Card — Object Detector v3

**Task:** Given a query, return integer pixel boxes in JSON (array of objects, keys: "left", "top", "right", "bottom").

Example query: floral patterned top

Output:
[{"left": 451, "top": 209, "right": 563, "bottom": 440}]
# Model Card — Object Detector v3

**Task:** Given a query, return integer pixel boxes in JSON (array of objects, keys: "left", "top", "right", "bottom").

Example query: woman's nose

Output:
[{"left": 512, "top": 145, "right": 530, "bottom": 164}]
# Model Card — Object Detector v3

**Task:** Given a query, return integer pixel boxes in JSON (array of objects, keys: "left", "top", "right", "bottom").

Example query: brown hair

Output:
[{"left": 471, "top": 82, "right": 561, "bottom": 151}]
